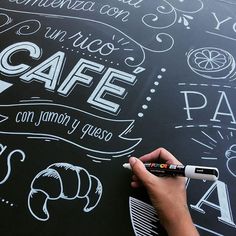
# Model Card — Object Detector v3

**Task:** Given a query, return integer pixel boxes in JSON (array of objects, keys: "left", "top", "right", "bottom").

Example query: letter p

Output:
[{"left": 180, "top": 91, "right": 207, "bottom": 121}]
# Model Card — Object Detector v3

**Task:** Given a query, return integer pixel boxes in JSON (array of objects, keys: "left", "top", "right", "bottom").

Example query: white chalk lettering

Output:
[
  {"left": 15, "top": 111, "right": 35, "bottom": 123},
  {"left": 9, "top": 0, "right": 96, "bottom": 12},
  {"left": 68, "top": 31, "right": 118, "bottom": 56},
  {"left": 67, "top": 119, "right": 80, "bottom": 134},
  {"left": 190, "top": 181, "right": 236, "bottom": 228},
  {"left": 20, "top": 51, "right": 65, "bottom": 91},
  {"left": 210, "top": 91, "right": 236, "bottom": 124},
  {"left": 0, "top": 42, "right": 137, "bottom": 114},
  {"left": 212, "top": 12, "right": 232, "bottom": 31},
  {"left": 100, "top": 5, "right": 130, "bottom": 22},
  {"left": 35, "top": 111, "right": 70, "bottom": 126},
  {"left": 80, "top": 124, "right": 113, "bottom": 141},
  {"left": 71, "top": 1, "right": 95, "bottom": 11},
  {"left": 58, "top": 58, "right": 104, "bottom": 96},
  {"left": 88, "top": 68, "right": 136, "bottom": 114},
  {"left": 0, "top": 143, "right": 7, "bottom": 155},
  {"left": 45, "top": 27, "right": 67, "bottom": 42},
  {"left": 0, "top": 42, "right": 41, "bottom": 76},
  {"left": 180, "top": 91, "right": 207, "bottom": 121}
]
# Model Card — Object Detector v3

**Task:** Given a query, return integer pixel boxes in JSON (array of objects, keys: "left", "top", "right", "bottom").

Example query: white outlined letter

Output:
[
  {"left": 190, "top": 180, "right": 236, "bottom": 228},
  {"left": 88, "top": 68, "right": 136, "bottom": 114},
  {"left": 0, "top": 42, "right": 41, "bottom": 76},
  {"left": 180, "top": 91, "right": 207, "bottom": 121}
]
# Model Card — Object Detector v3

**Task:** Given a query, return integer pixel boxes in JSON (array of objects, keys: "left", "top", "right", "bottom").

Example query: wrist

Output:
[{"left": 159, "top": 204, "right": 199, "bottom": 236}]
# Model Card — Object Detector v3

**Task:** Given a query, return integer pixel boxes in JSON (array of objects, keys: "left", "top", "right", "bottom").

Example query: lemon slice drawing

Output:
[{"left": 187, "top": 47, "right": 236, "bottom": 79}]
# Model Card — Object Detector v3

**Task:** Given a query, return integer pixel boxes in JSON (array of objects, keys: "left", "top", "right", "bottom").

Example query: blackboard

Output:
[{"left": 0, "top": 0, "right": 236, "bottom": 235}]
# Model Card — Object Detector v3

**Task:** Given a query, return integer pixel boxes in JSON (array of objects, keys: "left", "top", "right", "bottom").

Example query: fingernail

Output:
[{"left": 129, "top": 157, "right": 137, "bottom": 166}]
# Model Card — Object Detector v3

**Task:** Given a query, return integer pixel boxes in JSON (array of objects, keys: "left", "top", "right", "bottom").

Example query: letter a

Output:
[
  {"left": 190, "top": 180, "right": 236, "bottom": 228},
  {"left": 211, "top": 91, "right": 236, "bottom": 124},
  {"left": 20, "top": 51, "right": 65, "bottom": 91}
]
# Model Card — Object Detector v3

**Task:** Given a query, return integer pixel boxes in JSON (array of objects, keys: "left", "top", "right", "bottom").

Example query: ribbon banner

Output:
[{"left": 0, "top": 102, "right": 141, "bottom": 158}]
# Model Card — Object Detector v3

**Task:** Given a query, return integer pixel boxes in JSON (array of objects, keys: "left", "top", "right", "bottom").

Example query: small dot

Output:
[
  {"left": 138, "top": 113, "right": 144, "bottom": 117},
  {"left": 6, "top": 201, "right": 9, "bottom": 204},
  {"left": 142, "top": 105, "right": 148, "bottom": 109},
  {"left": 150, "top": 89, "right": 156, "bottom": 93},
  {"left": 10, "top": 204, "right": 14, "bottom": 207},
  {"left": 161, "top": 68, "right": 166, "bottom": 72},
  {"left": 2, "top": 199, "right": 5, "bottom": 202},
  {"left": 61, "top": 46, "right": 64, "bottom": 48},
  {"left": 157, "top": 75, "right": 162, "bottom": 79},
  {"left": 154, "top": 81, "right": 159, "bottom": 86},
  {"left": 146, "top": 97, "right": 151, "bottom": 101}
]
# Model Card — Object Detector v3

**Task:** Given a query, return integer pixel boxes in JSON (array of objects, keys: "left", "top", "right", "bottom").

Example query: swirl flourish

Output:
[
  {"left": 142, "top": 0, "right": 204, "bottom": 29},
  {"left": 0, "top": 13, "right": 41, "bottom": 35}
]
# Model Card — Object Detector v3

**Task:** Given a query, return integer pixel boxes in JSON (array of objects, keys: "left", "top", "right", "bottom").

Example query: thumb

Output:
[{"left": 129, "top": 157, "right": 154, "bottom": 186}]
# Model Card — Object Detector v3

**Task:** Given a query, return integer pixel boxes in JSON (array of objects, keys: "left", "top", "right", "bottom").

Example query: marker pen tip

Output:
[{"left": 123, "top": 163, "right": 131, "bottom": 170}]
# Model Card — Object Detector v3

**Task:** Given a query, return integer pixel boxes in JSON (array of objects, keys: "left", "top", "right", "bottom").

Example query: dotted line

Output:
[
  {"left": 0, "top": 197, "right": 15, "bottom": 207},
  {"left": 178, "top": 83, "right": 236, "bottom": 89},
  {"left": 61, "top": 45, "right": 119, "bottom": 66},
  {"left": 138, "top": 68, "right": 166, "bottom": 118},
  {"left": 175, "top": 124, "right": 236, "bottom": 131}
]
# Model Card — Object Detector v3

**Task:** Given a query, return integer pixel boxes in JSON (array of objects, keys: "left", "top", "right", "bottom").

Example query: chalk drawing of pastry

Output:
[
  {"left": 129, "top": 197, "right": 167, "bottom": 236},
  {"left": 225, "top": 144, "right": 236, "bottom": 178},
  {"left": 28, "top": 163, "right": 103, "bottom": 221},
  {"left": 187, "top": 47, "right": 236, "bottom": 80}
]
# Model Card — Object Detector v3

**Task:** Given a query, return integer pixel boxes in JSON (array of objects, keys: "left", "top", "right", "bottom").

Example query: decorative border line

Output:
[
  {"left": 138, "top": 68, "right": 166, "bottom": 118},
  {"left": 61, "top": 45, "right": 120, "bottom": 66},
  {"left": 178, "top": 83, "right": 236, "bottom": 90},
  {"left": 175, "top": 124, "right": 236, "bottom": 131}
]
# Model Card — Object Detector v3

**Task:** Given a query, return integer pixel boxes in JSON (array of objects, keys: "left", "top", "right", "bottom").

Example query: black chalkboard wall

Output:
[{"left": 0, "top": 0, "right": 236, "bottom": 235}]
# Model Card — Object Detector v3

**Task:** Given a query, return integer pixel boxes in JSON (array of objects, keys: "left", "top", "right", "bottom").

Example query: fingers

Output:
[
  {"left": 131, "top": 179, "right": 142, "bottom": 188},
  {"left": 139, "top": 147, "right": 182, "bottom": 165},
  {"left": 131, "top": 174, "right": 142, "bottom": 188},
  {"left": 128, "top": 148, "right": 182, "bottom": 189},
  {"left": 129, "top": 157, "right": 147, "bottom": 178},
  {"left": 129, "top": 157, "right": 154, "bottom": 188}
]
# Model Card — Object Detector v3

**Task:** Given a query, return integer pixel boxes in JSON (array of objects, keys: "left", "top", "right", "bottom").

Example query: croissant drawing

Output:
[{"left": 28, "top": 163, "right": 103, "bottom": 221}]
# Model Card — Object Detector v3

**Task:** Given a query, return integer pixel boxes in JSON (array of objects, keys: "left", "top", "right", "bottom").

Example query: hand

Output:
[{"left": 129, "top": 148, "right": 199, "bottom": 236}]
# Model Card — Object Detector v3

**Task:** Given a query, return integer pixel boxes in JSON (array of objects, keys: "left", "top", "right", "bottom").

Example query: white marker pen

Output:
[{"left": 123, "top": 163, "right": 219, "bottom": 181}]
